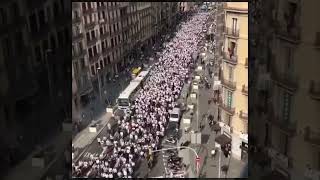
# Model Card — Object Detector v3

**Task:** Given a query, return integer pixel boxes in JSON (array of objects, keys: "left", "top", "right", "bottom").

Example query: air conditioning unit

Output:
[{"left": 99, "top": 19, "right": 105, "bottom": 23}]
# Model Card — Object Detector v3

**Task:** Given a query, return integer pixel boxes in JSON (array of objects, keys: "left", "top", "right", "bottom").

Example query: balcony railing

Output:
[
  {"left": 87, "top": 37, "right": 99, "bottom": 47},
  {"left": 225, "top": 27, "right": 240, "bottom": 38},
  {"left": 72, "top": 32, "right": 84, "bottom": 42},
  {"left": 309, "top": 81, "right": 320, "bottom": 100},
  {"left": 223, "top": 52, "right": 238, "bottom": 65},
  {"left": 72, "top": 16, "right": 82, "bottom": 24},
  {"left": 83, "top": 8, "right": 96, "bottom": 14},
  {"left": 304, "top": 126, "right": 320, "bottom": 147},
  {"left": 239, "top": 111, "right": 248, "bottom": 120},
  {"left": 219, "top": 102, "right": 235, "bottom": 115},
  {"left": 271, "top": 69, "right": 298, "bottom": 93},
  {"left": 100, "top": 32, "right": 110, "bottom": 40},
  {"left": 268, "top": 110, "right": 297, "bottom": 136},
  {"left": 242, "top": 85, "right": 248, "bottom": 95},
  {"left": 89, "top": 53, "right": 101, "bottom": 63},
  {"left": 84, "top": 21, "right": 98, "bottom": 29},
  {"left": 221, "top": 77, "right": 236, "bottom": 90},
  {"left": 72, "top": 49, "right": 86, "bottom": 60},
  {"left": 275, "top": 24, "right": 301, "bottom": 44}
]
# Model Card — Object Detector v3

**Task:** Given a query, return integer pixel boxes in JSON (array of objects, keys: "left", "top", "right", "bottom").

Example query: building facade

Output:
[
  {"left": 251, "top": 0, "right": 320, "bottom": 179},
  {"left": 0, "top": 0, "right": 71, "bottom": 178},
  {"left": 72, "top": 2, "right": 179, "bottom": 108},
  {"left": 219, "top": 2, "right": 248, "bottom": 159}
]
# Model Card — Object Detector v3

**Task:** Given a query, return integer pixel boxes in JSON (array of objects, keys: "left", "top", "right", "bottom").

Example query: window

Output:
[
  {"left": 80, "top": 58, "right": 85, "bottom": 70},
  {"left": 100, "top": 27, "right": 103, "bottom": 35},
  {"left": 88, "top": 48, "right": 93, "bottom": 57},
  {"left": 60, "top": 0, "right": 65, "bottom": 12},
  {"left": 100, "top": 60, "right": 103, "bottom": 69},
  {"left": 42, "top": 39, "right": 48, "bottom": 53},
  {"left": 73, "top": 61, "right": 78, "bottom": 75},
  {"left": 11, "top": 3, "right": 20, "bottom": 20},
  {"left": 101, "top": 41, "right": 105, "bottom": 50},
  {"left": 50, "top": 35, "right": 56, "bottom": 50},
  {"left": 228, "top": 66, "right": 233, "bottom": 81},
  {"left": 103, "top": 58, "right": 107, "bottom": 66},
  {"left": 107, "top": 55, "right": 111, "bottom": 64},
  {"left": 88, "top": 2, "right": 91, "bottom": 9},
  {"left": 102, "top": 11, "right": 105, "bottom": 19},
  {"left": 95, "top": 62, "right": 99, "bottom": 70},
  {"left": 53, "top": 2, "right": 59, "bottom": 18},
  {"left": 29, "top": 13, "right": 37, "bottom": 33},
  {"left": 91, "top": 30, "right": 95, "bottom": 39},
  {"left": 0, "top": 8, "right": 7, "bottom": 25},
  {"left": 93, "top": 45, "right": 97, "bottom": 55},
  {"left": 91, "top": 65, "right": 95, "bottom": 75},
  {"left": 282, "top": 92, "right": 291, "bottom": 123},
  {"left": 82, "top": 3, "right": 86, "bottom": 10},
  {"left": 74, "top": 11, "right": 79, "bottom": 18},
  {"left": 232, "top": 18, "right": 237, "bottom": 32},
  {"left": 111, "top": 38, "right": 114, "bottom": 47},
  {"left": 86, "top": 32, "right": 90, "bottom": 41},
  {"left": 226, "top": 90, "right": 232, "bottom": 108},
  {"left": 35, "top": 45, "right": 41, "bottom": 63},
  {"left": 78, "top": 42, "right": 83, "bottom": 52}
]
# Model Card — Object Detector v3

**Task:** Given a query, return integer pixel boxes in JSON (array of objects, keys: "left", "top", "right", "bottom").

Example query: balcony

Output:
[
  {"left": 78, "top": 77, "right": 93, "bottom": 96},
  {"left": 83, "top": 8, "right": 96, "bottom": 14},
  {"left": 87, "top": 37, "right": 99, "bottom": 47},
  {"left": 72, "top": 16, "right": 82, "bottom": 24},
  {"left": 268, "top": 110, "right": 297, "bottom": 137},
  {"left": 309, "top": 81, "right": 320, "bottom": 101},
  {"left": 97, "top": 5, "right": 106, "bottom": 11},
  {"left": 223, "top": 52, "right": 238, "bottom": 65},
  {"left": 271, "top": 69, "right": 298, "bottom": 93},
  {"left": 304, "top": 127, "right": 320, "bottom": 148},
  {"left": 84, "top": 21, "right": 98, "bottom": 30},
  {"left": 100, "top": 32, "right": 110, "bottom": 40},
  {"left": 225, "top": 27, "right": 240, "bottom": 38},
  {"left": 221, "top": 77, "right": 236, "bottom": 91},
  {"left": 275, "top": 23, "right": 301, "bottom": 44},
  {"left": 242, "top": 85, "right": 248, "bottom": 95},
  {"left": 219, "top": 102, "right": 235, "bottom": 115},
  {"left": 72, "top": 49, "right": 86, "bottom": 60},
  {"left": 89, "top": 53, "right": 101, "bottom": 63},
  {"left": 239, "top": 111, "right": 248, "bottom": 120},
  {"left": 72, "top": 32, "right": 84, "bottom": 42}
]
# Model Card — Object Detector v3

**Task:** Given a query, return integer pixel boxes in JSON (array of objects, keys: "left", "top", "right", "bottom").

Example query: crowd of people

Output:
[{"left": 72, "top": 12, "right": 210, "bottom": 178}]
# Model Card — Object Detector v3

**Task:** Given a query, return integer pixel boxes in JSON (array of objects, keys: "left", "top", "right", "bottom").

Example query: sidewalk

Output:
[
  {"left": 72, "top": 112, "right": 112, "bottom": 161},
  {"left": 4, "top": 130, "right": 71, "bottom": 180}
]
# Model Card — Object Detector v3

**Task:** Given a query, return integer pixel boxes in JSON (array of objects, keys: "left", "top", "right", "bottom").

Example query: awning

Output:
[{"left": 215, "top": 134, "right": 232, "bottom": 147}]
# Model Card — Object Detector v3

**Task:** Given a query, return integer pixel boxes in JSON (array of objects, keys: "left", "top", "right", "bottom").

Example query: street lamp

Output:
[{"left": 97, "top": 67, "right": 102, "bottom": 104}]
